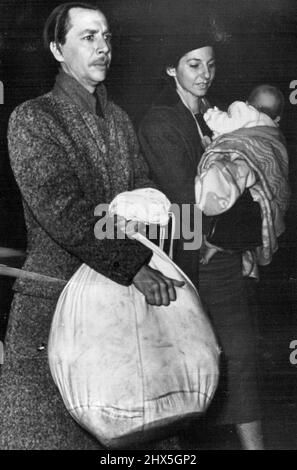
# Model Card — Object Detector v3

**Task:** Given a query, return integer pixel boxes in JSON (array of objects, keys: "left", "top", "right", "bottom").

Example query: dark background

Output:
[{"left": 0, "top": 0, "right": 296, "bottom": 449}]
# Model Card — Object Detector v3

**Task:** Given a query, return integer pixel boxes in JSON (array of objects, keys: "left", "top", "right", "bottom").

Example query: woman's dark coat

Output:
[
  {"left": 139, "top": 85, "right": 209, "bottom": 288},
  {"left": 138, "top": 85, "right": 260, "bottom": 426}
]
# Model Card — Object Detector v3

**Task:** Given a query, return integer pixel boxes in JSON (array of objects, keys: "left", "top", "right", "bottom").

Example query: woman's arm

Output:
[{"left": 195, "top": 156, "right": 257, "bottom": 216}]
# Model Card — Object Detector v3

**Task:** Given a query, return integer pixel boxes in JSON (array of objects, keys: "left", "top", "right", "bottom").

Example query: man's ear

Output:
[
  {"left": 49, "top": 41, "right": 64, "bottom": 63},
  {"left": 166, "top": 66, "right": 176, "bottom": 78},
  {"left": 274, "top": 115, "right": 281, "bottom": 124}
]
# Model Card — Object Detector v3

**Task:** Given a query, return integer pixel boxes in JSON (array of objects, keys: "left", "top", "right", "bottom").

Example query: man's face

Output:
[{"left": 52, "top": 8, "right": 112, "bottom": 93}]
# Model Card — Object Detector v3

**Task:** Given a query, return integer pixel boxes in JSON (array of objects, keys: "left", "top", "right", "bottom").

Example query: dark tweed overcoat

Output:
[
  {"left": 0, "top": 70, "right": 154, "bottom": 449},
  {"left": 10, "top": 70, "right": 153, "bottom": 299}
]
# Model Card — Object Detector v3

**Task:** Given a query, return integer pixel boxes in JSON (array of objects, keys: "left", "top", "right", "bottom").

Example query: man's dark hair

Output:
[
  {"left": 248, "top": 84, "right": 285, "bottom": 120},
  {"left": 43, "top": 2, "right": 104, "bottom": 50}
]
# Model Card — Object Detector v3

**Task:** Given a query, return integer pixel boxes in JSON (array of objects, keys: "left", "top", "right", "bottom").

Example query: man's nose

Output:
[{"left": 95, "top": 36, "right": 110, "bottom": 54}]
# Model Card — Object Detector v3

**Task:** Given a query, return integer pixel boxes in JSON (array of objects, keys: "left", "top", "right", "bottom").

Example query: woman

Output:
[{"left": 138, "top": 32, "right": 264, "bottom": 450}]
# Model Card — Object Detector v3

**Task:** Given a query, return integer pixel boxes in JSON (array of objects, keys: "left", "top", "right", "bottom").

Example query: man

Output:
[{"left": 0, "top": 2, "right": 183, "bottom": 449}]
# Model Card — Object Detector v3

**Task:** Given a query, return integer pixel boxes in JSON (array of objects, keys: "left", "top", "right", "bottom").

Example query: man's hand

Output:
[{"left": 132, "top": 264, "right": 185, "bottom": 306}]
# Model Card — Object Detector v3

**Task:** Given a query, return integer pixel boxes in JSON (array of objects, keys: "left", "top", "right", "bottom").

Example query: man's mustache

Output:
[{"left": 91, "top": 56, "right": 110, "bottom": 67}]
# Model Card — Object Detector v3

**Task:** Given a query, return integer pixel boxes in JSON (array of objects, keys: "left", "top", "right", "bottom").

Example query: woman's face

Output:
[{"left": 167, "top": 46, "right": 216, "bottom": 98}]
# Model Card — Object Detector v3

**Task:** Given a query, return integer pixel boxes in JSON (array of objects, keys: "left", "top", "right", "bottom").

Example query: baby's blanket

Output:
[{"left": 195, "top": 126, "right": 290, "bottom": 266}]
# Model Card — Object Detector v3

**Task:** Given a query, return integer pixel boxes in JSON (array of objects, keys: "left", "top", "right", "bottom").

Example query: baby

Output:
[
  {"left": 198, "top": 84, "right": 285, "bottom": 265},
  {"left": 204, "top": 84, "right": 284, "bottom": 139}
]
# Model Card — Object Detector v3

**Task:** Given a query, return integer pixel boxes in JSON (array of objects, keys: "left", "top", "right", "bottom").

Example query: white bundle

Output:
[{"left": 48, "top": 188, "right": 220, "bottom": 448}]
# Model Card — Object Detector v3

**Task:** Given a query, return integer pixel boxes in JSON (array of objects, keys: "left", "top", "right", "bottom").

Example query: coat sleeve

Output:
[
  {"left": 8, "top": 103, "right": 152, "bottom": 286},
  {"left": 138, "top": 109, "right": 197, "bottom": 205},
  {"left": 122, "top": 110, "right": 156, "bottom": 191}
]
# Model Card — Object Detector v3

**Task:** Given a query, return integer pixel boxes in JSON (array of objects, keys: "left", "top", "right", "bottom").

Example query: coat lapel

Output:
[{"left": 153, "top": 86, "right": 203, "bottom": 168}]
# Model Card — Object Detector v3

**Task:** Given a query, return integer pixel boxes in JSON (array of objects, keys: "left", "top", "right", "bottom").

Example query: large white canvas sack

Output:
[{"left": 48, "top": 189, "right": 220, "bottom": 448}]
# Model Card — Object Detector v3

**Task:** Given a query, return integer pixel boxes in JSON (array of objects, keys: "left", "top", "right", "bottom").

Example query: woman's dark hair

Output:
[{"left": 43, "top": 2, "right": 104, "bottom": 50}]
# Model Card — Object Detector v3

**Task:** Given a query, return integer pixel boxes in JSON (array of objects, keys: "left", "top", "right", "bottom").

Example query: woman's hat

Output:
[
  {"left": 159, "top": 12, "right": 228, "bottom": 67},
  {"left": 161, "top": 31, "right": 216, "bottom": 67}
]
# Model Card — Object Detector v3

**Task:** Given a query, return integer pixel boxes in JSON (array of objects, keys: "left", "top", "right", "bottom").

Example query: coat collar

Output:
[
  {"left": 52, "top": 68, "right": 107, "bottom": 117},
  {"left": 152, "top": 83, "right": 211, "bottom": 114},
  {"left": 153, "top": 84, "right": 181, "bottom": 108}
]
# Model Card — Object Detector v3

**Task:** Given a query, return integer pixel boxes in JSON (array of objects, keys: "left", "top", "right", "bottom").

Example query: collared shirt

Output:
[{"left": 53, "top": 68, "right": 104, "bottom": 117}]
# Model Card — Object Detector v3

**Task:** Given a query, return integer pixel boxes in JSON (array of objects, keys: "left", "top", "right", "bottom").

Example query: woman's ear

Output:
[
  {"left": 49, "top": 41, "right": 64, "bottom": 63},
  {"left": 166, "top": 66, "right": 176, "bottom": 78}
]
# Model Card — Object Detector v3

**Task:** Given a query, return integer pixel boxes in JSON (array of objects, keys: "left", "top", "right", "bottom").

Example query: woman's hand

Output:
[{"left": 132, "top": 265, "right": 185, "bottom": 306}]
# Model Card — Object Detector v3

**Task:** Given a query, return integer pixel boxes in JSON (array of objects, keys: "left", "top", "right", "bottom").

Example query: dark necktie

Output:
[
  {"left": 195, "top": 113, "right": 213, "bottom": 138},
  {"left": 94, "top": 93, "right": 103, "bottom": 118}
]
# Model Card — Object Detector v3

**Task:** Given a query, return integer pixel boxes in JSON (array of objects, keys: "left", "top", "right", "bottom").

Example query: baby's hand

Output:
[{"left": 203, "top": 106, "right": 218, "bottom": 119}]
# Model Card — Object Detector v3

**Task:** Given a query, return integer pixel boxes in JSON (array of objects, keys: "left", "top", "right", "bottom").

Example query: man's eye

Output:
[{"left": 83, "top": 35, "right": 94, "bottom": 41}]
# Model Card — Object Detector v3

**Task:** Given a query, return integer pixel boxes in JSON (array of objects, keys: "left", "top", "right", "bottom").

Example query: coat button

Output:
[{"left": 36, "top": 343, "right": 46, "bottom": 352}]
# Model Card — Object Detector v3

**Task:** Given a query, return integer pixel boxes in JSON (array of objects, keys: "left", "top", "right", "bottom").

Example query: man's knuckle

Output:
[
  {"left": 150, "top": 281, "right": 159, "bottom": 291},
  {"left": 159, "top": 279, "right": 167, "bottom": 288}
]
